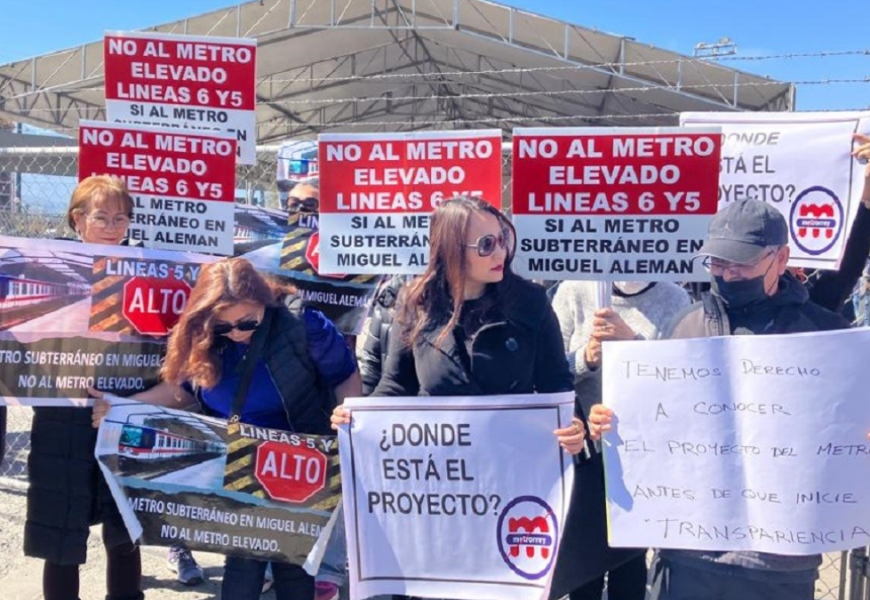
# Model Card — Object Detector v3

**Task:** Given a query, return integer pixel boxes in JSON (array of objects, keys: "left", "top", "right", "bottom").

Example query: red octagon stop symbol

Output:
[
  {"left": 255, "top": 440, "right": 328, "bottom": 504},
  {"left": 305, "top": 232, "right": 345, "bottom": 279},
  {"left": 122, "top": 276, "right": 192, "bottom": 336}
]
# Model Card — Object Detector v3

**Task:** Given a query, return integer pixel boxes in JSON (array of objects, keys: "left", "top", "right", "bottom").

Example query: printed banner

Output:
[
  {"left": 103, "top": 31, "right": 257, "bottom": 164},
  {"left": 0, "top": 236, "right": 214, "bottom": 405},
  {"left": 511, "top": 127, "right": 721, "bottom": 281},
  {"left": 317, "top": 130, "right": 503, "bottom": 274},
  {"left": 680, "top": 111, "right": 870, "bottom": 270},
  {"left": 268, "top": 211, "right": 380, "bottom": 335},
  {"left": 79, "top": 121, "right": 237, "bottom": 255},
  {"left": 97, "top": 401, "right": 340, "bottom": 566},
  {"left": 339, "top": 393, "right": 575, "bottom": 600},
  {"left": 602, "top": 328, "right": 870, "bottom": 555}
]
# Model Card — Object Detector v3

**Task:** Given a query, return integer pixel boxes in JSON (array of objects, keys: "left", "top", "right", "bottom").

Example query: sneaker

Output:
[
  {"left": 315, "top": 581, "right": 340, "bottom": 600},
  {"left": 261, "top": 563, "right": 274, "bottom": 594},
  {"left": 166, "top": 544, "right": 205, "bottom": 586}
]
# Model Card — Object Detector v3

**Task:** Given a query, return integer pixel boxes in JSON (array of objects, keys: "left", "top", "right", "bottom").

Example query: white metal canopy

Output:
[{"left": 0, "top": 0, "right": 792, "bottom": 146}]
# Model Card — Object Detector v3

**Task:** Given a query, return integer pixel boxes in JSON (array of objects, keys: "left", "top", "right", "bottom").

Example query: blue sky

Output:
[{"left": 1, "top": 0, "right": 867, "bottom": 112}]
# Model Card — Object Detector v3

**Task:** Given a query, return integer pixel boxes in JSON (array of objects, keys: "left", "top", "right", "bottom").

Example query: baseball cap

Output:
[{"left": 697, "top": 198, "right": 788, "bottom": 264}]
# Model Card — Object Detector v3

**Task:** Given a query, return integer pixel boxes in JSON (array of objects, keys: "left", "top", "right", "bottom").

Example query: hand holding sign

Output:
[
  {"left": 588, "top": 404, "right": 614, "bottom": 441},
  {"left": 330, "top": 404, "right": 351, "bottom": 430},
  {"left": 853, "top": 134, "right": 870, "bottom": 208}
]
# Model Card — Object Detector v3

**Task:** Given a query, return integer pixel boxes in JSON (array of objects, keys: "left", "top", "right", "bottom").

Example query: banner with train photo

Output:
[
  {"left": 96, "top": 400, "right": 341, "bottom": 567},
  {"left": 0, "top": 235, "right": 215, "bottom": 406}
]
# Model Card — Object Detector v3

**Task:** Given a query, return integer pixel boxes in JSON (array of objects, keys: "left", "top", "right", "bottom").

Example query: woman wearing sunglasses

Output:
[
  {"left": 96, "top": 257, "right": 360, "bottom": 600},
  {"left": 25, "top": 175, "right": 146, "bottom": 600},
  {"left": 332, "top": 195, "right": 585, "bottom": 449}
]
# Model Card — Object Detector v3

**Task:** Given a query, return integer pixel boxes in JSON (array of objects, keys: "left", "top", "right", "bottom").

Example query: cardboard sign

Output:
[
  {"left": 317, "top": 131, "right": 503, "bottom": 274},
  {"left": 511, "top": 127, "right": 721, "bottom": 281},
  {"left": 78, "top": 121, "right": 237, "bottom": 255},
  {"left": 103, "top": 31, "right": 257, "bottom": 164}
]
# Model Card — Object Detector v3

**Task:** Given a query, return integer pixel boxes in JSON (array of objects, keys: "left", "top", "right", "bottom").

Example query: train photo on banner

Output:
[{"left": 118, "top": 423, "right": 224, "bottom": 465}]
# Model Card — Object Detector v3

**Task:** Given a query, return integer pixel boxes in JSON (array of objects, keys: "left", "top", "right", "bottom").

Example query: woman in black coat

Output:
[
  {"left": 25, "top": 176, "right": 144, "bottom": 600},
  {"left": 333, "top": 195, "right": 586, "bottom": 449}
]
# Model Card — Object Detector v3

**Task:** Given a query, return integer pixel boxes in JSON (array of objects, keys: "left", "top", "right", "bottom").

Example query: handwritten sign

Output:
[
  {"left": 511, "top": 127, "right": 721, "bottom": 281},
  {"left": 317, "top": 130, "right": 503, "bottom": 275},
  {"left": 78, "top": 121, "right": 237, "bottom": 255},
  {"left": 339, "top": 393, "right": 574, "bottom": 600},
  {"left": 681, "top": 111, "right": 870, "bottom": 270},
  {"left": 601, "top": 328, "right": 870, "bottom": 555},
  {"left": 103, "top": 31, "right": 257, "bottom": 164}
]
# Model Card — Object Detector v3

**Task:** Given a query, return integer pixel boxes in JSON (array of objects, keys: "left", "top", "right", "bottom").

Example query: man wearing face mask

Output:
[
  {"left": 631, "top": 197, "right": 849, "bottom": 600},
  {"left": 550, "top": 279, "right": 691, "bottom": 600}
]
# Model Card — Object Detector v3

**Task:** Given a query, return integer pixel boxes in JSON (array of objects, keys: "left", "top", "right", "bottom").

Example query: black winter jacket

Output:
[{"left": 373, "top": 279, "right": 573, "bottom": 397}]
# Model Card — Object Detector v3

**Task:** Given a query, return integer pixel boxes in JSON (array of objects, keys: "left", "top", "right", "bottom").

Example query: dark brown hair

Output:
[
  {"left": 397, "top": 196, "right": 517, "bottom": 346},
  {"left": 161, "top": 258, "right": 295, "bottom": 389}
]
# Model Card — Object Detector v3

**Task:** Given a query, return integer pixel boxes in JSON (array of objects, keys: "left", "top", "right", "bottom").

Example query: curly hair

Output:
[{"left": 161, "top": 258, "right": 295, "bottom": 389}]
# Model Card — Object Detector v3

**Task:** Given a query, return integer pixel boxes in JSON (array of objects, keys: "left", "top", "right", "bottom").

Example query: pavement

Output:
[{"left": 0, "top": 481, "right": 231, "bottom": 600}]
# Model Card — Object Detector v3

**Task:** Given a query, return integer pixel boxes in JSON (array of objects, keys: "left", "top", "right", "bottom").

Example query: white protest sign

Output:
[
  {"left": 317, "top": 130, "right": 503, "bottom": 275},
  {"left": 78, "top": 121, "right": 238, "bottom": 255},
  {"left": 511, "top": 127, "right": 721, "bottom": 282},
  {"left": 104, "top": 31, "right": 257, "bottom": 164},
  {"left": 339, "top": 393, "right": 575, "bottom": 600},
  {"left": 681, "top": 111, "right": 870, "bottom": 270},
  {"left": 601, "top": 328, "right": 870, "bottom": 555}
]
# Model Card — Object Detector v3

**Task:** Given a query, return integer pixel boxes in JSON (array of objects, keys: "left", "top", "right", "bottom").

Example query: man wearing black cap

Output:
[{"left": 650, "top": 197, "right": 849, "bottom": 599}]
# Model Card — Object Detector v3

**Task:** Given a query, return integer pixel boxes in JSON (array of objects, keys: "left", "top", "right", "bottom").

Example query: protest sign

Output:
[
  {"left": 317, "top": 130, "right": 503, "bottom": 275},
  {"left": 97, "top": 401, "right": 340, "bottom": 567},
  {"left": 601, "top": 328, "right": 870, "bottom": 555},
  {"left": 269, "top": 211, "right": 380, "bottom": 335},
  {"left": 0, "top": 236, "right": 214, "bottom": 405},
  {"left": 339, "top": 393, "right": 575, "bottom": 600},
  {"left": 511, "top": 127, "right": 721, "bottom": 281},
  {"left": 681, "top": 111, "right": 870, "bottom": 270},
  {"left": 103, "top": 31, "right": 257, "bottom": 164},
  {"left": 78, "top": 120, "right": 237, "bottom": 255}
]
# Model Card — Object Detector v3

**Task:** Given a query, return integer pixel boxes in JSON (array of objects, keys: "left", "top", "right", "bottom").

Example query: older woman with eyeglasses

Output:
[
  {"left": 24, "top": 175, "right": 146, "bottom": 600},
  {"left": 95, "top": 257, "right": 360, "bottom": 600}
]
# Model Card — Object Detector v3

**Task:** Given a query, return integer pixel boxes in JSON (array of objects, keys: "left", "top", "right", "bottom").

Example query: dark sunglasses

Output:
[
  {"left": 465, "top": 230, "right": 511, "bottom": 257},
  {"left": 213, "top": 319, "right": 260, "bottom": 336},
  {"left": 288, "top": 196, "right": 320, "bottom": 213}
]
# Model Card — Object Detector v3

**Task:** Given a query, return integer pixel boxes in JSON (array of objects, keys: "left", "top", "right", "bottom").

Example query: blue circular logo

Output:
[{"left": 496, "top": 495, "right": 558, "bottom": 580}]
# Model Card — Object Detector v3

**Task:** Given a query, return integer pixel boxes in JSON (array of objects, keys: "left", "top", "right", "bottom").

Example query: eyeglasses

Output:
[
  {"left": 87, "top": 214, "right": 131, "bottom": 230},
  {"left": 701, "top": 249, "right": 778, "bottom": 277},
  {"left": 213, "top": 318, "right": 261, "bottom": 336},
  {"left": 465, "top": 230, "right": 511, "bottom": 257},
  {"left": 288, "top": 196, "right": 320, "bottom": 213}
]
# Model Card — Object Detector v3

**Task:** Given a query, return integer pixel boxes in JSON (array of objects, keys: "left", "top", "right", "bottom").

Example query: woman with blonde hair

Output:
[{"left": 25, "top": 175, "right": 144, "bottom": 600}]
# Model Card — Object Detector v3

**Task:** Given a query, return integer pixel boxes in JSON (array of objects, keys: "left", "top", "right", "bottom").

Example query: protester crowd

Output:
[{"left": 2, "top": 132, "right": 867, "bottom": 600}]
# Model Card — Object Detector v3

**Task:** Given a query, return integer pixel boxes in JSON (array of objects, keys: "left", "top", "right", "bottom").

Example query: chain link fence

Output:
[{"left": 0, "top": 145, "right": 861, "bottom": 599}]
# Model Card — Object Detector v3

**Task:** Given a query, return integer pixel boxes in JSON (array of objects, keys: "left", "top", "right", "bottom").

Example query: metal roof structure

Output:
[{"left": 0, "top": 0, "right": 792, "bottom": 145}]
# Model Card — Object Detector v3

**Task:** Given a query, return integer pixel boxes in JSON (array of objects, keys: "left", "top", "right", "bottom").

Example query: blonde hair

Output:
[{"left": 67, "top": 175, "right": 134, "bottom": 231}]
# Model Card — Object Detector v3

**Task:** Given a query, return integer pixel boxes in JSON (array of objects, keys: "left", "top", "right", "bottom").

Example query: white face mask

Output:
[{"left": 613, "top": 281, "right": 652, "bottom": 295}]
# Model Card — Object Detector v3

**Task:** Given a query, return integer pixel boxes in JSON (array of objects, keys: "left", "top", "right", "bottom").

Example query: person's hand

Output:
[
  {"left": 852, "top": 133, "right": 870, "bottom": 209},
  {"left": 588, "top": 404, "right": 614, "bottom": 441},
  {"left": 591, "top": 308, "right": 637, "bottom": 342},
  {"left": 89, "top": 388, "right": 113, "bottom": 429},
  {"left": 584, "top": 337, "right": 602, "bottom": 368},
  {"left": 331, "top": 404, "right": 351, "bottom": 430},
  {"left": 554, "top": 418, "right": 586, "bottom": 455}
]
